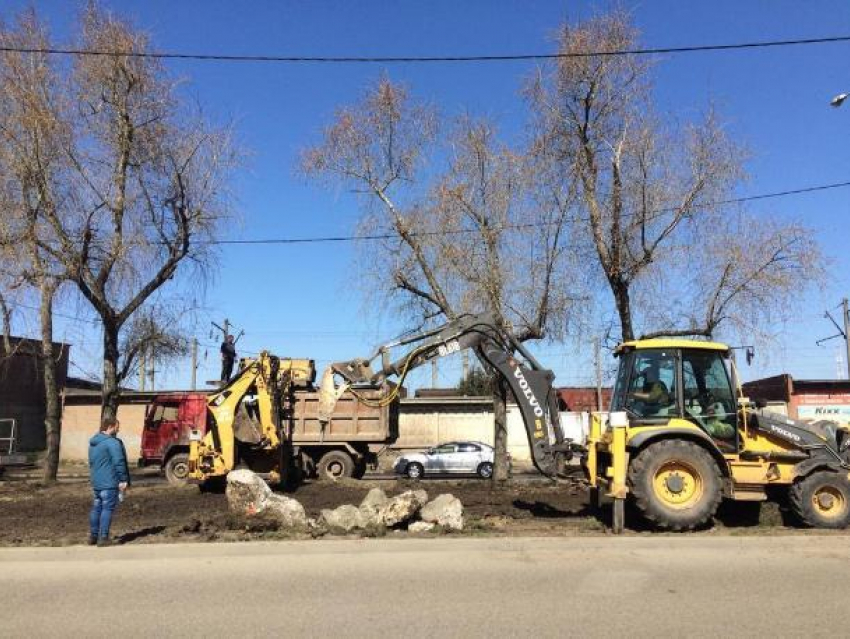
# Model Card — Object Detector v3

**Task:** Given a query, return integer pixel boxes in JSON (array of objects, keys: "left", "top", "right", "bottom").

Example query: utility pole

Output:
[
  {"left": 817, "top": 298, "right": 850, "bottom": 380},
  {"left": 139, "top": 346, "right": 146, "bottom": 392},
  {"left": 593, "top": 336, "right": 603, "bottom": 410},
  {"left": 190, "top": 338, "right": 198, "bottom": 390},
  {"left": 149, "top": 345, "right": 155, "bottom": 391},
  {"left": 461, "top": 350, "right": 469, "bottom": 381},
  {"left": 431, "top": 359, "right": 438, "bottom": 388},
  {"left": 844, "top": 298, "right": 850, "bottom": 381}
]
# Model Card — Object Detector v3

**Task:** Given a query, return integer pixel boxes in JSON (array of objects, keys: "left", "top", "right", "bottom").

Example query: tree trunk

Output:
[
  {"left": 492, "top": 376, "right": 509, "bottom": 482},
  {"left": 40, "top": 281, "right": 62, "bottom": 482},
  {"left": 611, "top": 278, "right": 635, "bottom": 342},
  {"left": 101, "top": 321, "right": 121, "bottom": 421}
]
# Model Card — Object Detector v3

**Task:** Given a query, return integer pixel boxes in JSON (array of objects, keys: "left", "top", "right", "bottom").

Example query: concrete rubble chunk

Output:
[
  {"left": 376, "top": 489, "right": 429, "bottom": 527},
  {"left": 420, "top": 493, "right": 464, "bottom": 531},
  {"left": 359, "top": 487, "right": 389, "bottom": 524},
  {"left": 226, "top": 469, "right": 308, "bottom": 528},
  {"left": 319, "top": 504, "right": 366, "bottom": 532},
  {"left": 408, "top": 521, "right": 436, "bottom": 533}
]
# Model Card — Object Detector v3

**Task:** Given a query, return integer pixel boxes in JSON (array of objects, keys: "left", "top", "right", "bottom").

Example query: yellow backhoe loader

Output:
[
  {"left": 588, "top": 338, "right": 850, "bottom": 531},
  {"left": 322, "top": 315, "right": 850, "bottom": 532}
]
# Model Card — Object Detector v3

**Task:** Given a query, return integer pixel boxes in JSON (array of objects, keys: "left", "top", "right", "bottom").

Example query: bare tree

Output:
[
  {"left": 527, "top": 12, "right": 744, "bottom": 341},
  {"left": 303, "top": 79, "right": 577, "bottom": 480},
  {"left": 639, "top": 213, "right": 823, "bottom": 342},
  {"left": 0, "top": 6, "right": 237, "bottom": 427},
  {"left": 0, "top": 12, "right": 69, "bottom": 479},
  {"left": 118, "top": 304, "right": 190, "bottom": 387}
]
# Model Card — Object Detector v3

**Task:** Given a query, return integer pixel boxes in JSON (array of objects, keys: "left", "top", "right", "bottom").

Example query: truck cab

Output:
[{"left": 140, "top": 392, "right": 208, "bottom": 484}]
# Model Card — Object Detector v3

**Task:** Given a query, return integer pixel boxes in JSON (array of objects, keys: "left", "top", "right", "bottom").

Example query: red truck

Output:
[
  {"left": 140, "top": 390, "right": 398, "bottom": 484},
  {"left": 139, "top": 393, "right": 207, "bottom": 483}
]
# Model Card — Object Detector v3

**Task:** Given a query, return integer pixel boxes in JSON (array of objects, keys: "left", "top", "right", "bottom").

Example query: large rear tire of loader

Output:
[
  {"left": 789, "top": 471, "right": 850, "bottom": 529},
  {"left": 316, "top": 450, "right": 355, "bottom": 480},
  {"left": 628, "top": 439, "right": 722, "bottom": 531}
]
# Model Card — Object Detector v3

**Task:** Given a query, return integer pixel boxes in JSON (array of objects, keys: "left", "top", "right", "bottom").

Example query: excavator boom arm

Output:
[{"left": 328, "top": 313, "right": 568, "bottom": 476}]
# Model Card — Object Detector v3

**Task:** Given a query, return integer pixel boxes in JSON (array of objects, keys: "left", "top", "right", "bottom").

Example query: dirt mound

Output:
[{"left": 0, "top": 472, "right": 815, "bottom": 546}]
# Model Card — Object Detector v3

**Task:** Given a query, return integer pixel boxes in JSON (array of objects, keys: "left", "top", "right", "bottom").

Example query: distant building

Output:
[
  {"left": 0, "top": 337, "right": 69, "bottom": 451},
  {"left": 556, "top": 387, "right": 612, "bottom": 412},
  {"left": 743, "top": 375, "right": 850, "bottom": 427}
]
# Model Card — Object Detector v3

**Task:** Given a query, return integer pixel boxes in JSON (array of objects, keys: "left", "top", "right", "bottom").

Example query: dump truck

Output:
[{"left": 142, "top": 363, "right": 398, "bottom": 484}]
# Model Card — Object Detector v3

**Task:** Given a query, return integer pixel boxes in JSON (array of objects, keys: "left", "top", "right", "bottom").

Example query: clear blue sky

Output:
[{"left": 4, "top": 1, "right": 850, "bottom": 389}]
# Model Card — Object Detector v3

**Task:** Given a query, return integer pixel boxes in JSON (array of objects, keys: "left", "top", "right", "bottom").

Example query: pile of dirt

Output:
[{"left": 0, "top": 473, "right": 826, "bottom": 546}]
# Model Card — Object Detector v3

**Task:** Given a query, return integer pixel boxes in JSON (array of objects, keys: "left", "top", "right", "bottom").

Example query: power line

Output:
[
  {"left": 207, "top": 179, "right": 850, "bottom": 246},
  {"left": 7, "top": 301, "right": 101, "bottom": 325},
  {"left": 2, "top": 35, "right": 849, "bottom": 64}
]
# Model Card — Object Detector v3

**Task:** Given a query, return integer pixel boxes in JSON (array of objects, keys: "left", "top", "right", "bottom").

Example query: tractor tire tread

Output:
[{"left": 789, "top": 470, "right": 850, "bottom": 529}]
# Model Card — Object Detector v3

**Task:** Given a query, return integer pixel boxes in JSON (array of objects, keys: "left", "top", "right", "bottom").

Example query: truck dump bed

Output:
[{"left": 290, "top": 386, "right": 398, "bottom": 444}]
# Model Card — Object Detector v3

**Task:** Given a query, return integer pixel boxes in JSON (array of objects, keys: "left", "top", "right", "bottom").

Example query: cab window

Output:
[
  {"left": 611, "top": 353, "right": 632, "bottom": 412},
  {"left": 146, "top": 403, "right": 179, "bottom": 429},
  {"left": 682, "top": 351, "right": 736, "bottom": 444},
  {"left": 624, "top": 351, "right": 677, "bottom": 419}
]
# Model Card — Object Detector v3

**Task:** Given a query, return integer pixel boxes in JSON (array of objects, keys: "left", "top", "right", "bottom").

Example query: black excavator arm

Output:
[{"left": 327, "top": 313, "right": 569, "bottom": 477}]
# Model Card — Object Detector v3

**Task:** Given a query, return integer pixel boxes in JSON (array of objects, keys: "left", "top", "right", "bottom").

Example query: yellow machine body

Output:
[
  {"left": 584, "top": 338, "right": 850, "bottom": 531},
  {"left": 188, "top": 352, "right": 315, "bottom": 483}
]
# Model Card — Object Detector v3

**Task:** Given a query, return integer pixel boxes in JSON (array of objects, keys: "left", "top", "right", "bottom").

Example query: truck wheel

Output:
[
  {"left": 789, "top": 471, "right": 850, "bottom": 529},
  {"left": 164, "top": 453, "right": 190, "bottom": 486},
  {"left": 628, "top": 439, "right": 722, "bottom": 531},
  {"left": 316, "top": 450, "right": 354, "bottom": 480}
]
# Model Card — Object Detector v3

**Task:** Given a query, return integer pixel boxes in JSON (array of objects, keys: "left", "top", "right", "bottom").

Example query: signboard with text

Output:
[{"left": 797, "top": 404, "right": 850, "bottom": 427}]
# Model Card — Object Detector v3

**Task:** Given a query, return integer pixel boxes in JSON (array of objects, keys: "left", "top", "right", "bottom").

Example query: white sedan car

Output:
[{"left": 394, "top": 441, "right": 507, "bottom": 479}]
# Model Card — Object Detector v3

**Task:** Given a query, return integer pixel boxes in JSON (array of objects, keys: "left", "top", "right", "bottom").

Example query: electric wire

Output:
[
  {"left": 207, "top": 180, "right": 850, "bottom": 246},
  {"left": 2, "top": 35, "right": 849, "bottom": 64}
]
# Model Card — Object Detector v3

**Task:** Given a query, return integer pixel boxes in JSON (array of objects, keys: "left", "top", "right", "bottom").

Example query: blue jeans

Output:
[{"left": 89, "top": 489, "right": 119, "bottom": 539}]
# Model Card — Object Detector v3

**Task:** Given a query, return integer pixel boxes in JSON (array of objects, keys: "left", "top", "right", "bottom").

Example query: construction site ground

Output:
[{"left": 0, "top": 469, "right": 840, "bottom": 546}]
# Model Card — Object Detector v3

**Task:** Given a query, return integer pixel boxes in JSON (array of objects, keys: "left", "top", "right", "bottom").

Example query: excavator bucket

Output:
[{"left": 317, "top": 366, "right": 349, "bottom": 423}]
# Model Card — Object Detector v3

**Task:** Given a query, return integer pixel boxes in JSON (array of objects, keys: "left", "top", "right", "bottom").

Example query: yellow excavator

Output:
[
  {"left": 187, "top": 352, "right": 315, "bottom": 488},
  {"left": 322, "top": 315, "right": 850, "bottom": 532}
]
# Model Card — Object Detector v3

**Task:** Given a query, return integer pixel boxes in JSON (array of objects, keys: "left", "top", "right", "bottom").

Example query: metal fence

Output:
[{"left": 0, "top": 419, "right": 16, "bottom": 455}]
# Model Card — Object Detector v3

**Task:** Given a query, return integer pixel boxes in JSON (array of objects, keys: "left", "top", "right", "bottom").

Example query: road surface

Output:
[{"left": 2, "top": 535, "right": 847, "bottom": 637}]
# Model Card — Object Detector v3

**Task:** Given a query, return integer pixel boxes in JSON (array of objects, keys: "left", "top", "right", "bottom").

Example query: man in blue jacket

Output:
[{"left": 88, "top": 417, "right": 130, "bottom": 546}]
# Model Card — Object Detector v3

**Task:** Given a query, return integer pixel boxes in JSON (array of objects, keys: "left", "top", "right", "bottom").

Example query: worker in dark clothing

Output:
[
  {"left": 88, "top": 417, "right": 130, "bottom": 546},
  {"left": 221, "top": 334, "right": 237, "bottom": 382}
]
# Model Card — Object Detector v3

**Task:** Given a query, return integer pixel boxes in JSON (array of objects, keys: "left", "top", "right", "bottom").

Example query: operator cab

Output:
[{"left": 611, "top": 340, "right": 739, "bottom": 451}]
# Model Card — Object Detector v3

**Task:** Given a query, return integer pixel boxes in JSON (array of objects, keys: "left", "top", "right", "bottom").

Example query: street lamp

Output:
[{"left": 831, "top": 93, "right": 849, "bottom": 107}]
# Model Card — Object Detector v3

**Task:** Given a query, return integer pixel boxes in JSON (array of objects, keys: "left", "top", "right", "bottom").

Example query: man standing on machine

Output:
[{"left": 220, "top": 334, "right": 237, "bottom": 382}]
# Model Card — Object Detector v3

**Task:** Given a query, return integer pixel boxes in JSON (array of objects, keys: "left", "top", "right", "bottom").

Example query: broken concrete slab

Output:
[
  {"left": 359, "top": 487, "right": 389, "bottom": 524},
  {"left": 263, "top": 494, "right": 308, "bottom": 528},
  {"left": 319, "top": 504, "right": 365, "bottom": 532},
  {"left": 376, "top": 489, "right": 429, "bottom": 527},
  {"left": 420, "top": 493, "right": 464, "bottom": 531},
  {"left": 226, "top": 469, "right": 272, "bottom": 515},
  {"left": 226, "top": 469, "right": 307, "bottom": 527}
]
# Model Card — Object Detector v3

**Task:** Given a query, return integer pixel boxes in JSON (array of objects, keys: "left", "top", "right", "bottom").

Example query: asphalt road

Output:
[{"left": 3, "top": 535, "right": 849, "bottom": 637}]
